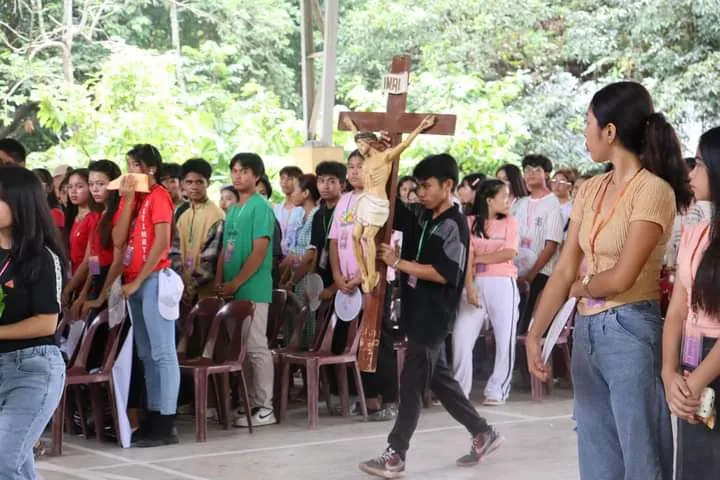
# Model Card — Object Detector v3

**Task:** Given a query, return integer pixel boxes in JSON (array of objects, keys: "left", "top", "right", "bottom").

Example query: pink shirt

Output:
[
  {"left": 328, "top": 192, "right": 361, "bottom": 279},
  {"left": 468, "top": 215, "right": 519, "bottom": 278},
  {"left": 678, "top": 220, "right": 720, "bottom": 338}
]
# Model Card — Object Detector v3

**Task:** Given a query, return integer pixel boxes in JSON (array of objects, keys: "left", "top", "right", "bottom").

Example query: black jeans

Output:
[
  {"left": 676, "top": 337, "right": 720, "bottom": 480},
  {"left": 388, "top": 339, "right": 491, "bottom": 457},
  {"left": 518, "top": 273, "right": 549, "bottom": 335}
]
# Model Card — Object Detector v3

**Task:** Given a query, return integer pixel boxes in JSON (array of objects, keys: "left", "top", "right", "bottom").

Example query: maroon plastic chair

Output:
[
  {"left": 179, "top": 300, "right": 254, "bottom": 442},
  {"left": 177, "top": 297, "right": 225, "bottom": 361},
  {"left": 51, "top": 310, "right": 126, "bottom": 456},
  {"left": 279, "top": 311, "right": 368, "bottom": 429}
]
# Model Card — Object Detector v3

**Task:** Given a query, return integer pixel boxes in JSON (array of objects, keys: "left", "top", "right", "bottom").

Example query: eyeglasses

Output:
[
  {"left": 523, "top": 166, "right": 545, "bottom": 175},
  {"left": 550, "top": 179, "right": 573, "bottom": 187}
]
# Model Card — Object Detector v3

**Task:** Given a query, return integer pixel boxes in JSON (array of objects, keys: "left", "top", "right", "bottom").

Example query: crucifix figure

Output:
[
  {"left": 343, "top": 115, "right": 437, "bottom": 293},
  {"left": 338, "top": 55, "right": 457, "bottom": 372}
]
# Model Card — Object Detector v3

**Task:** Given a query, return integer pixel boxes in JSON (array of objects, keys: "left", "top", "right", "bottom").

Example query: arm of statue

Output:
[
  {"left": 343, "top": 116, "right": 359, "bottom": 135},
  {"left": 384, "top": 115, "right": 436, "bottom": 163}
]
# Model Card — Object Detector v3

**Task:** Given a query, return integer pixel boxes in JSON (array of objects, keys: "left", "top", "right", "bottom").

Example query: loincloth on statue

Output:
[{"left": 356, "top": 193, "right": 390, "bottom": 227}]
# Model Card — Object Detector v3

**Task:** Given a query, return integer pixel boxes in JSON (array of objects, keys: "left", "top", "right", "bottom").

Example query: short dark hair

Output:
[
  {"left": 347, "top": 149, "right": 363, "bottom": 163},
  {"left": 413, "top": 153, "right": 459, "bottom": 188},
  {"left": 230, "top": 153, "right": 265, "bottom": 178},
  {"left": 222, "top": 185, "right": 239, "bottom": 202},
  {"left": 354, "top": 132, "right": 378, "bottom": 143},
  {"left": 279, "top": 165, "right": 303, "bottom": 179},
  {"left": 298, "top": 174, "right": 320, "bottom": 202},
  {"left": 181, "top": 158, "right": 212, "bottom": 181},
  {"left": 315, "top": 161, "right": 347, "bottom": 182},
  {"left": 256, "top": 176, "right": 273, "bottom": 198},
  {"left": 521, "top": 154, "right": 553, "bottom": 173},
  {"left": 0, "top": 138, "right": 27, "bottom": 164},
  {"left": 159, "top": 162, "right": 182, "bottom": 180}
]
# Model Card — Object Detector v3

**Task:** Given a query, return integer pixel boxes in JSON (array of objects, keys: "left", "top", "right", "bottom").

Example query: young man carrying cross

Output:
[{"left": 359, "top": 153, "right": 502, "bottom": 478}]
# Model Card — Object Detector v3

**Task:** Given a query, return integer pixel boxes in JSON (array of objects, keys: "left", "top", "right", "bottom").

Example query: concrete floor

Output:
[{"left": 38, "top": 389, "right": 578, "bottom": 480}]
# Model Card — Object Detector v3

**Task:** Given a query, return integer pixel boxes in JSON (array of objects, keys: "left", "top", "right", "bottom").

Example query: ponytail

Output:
[{"left": 641, "top": 113, "right": 693, "bottom": 212}]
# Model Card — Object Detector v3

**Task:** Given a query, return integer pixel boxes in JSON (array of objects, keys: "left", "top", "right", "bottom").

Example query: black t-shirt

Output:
[
  {"left": 310, "top": 202, "right": 336, "bottom": 287},
  {"left": 394, "top": 201, "right": 469, "bottom": 346},
  {"left": 0, "top": 247, "right": 62, "bottom": 353}
]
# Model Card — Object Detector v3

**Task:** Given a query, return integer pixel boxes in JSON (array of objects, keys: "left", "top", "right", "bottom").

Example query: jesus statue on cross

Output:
[{"left": 343, "top": 114, "right": 437, "bottom": 293}]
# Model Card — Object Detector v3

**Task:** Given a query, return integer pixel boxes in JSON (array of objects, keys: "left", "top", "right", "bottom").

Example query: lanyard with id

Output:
[
  {"left": 682, "top": 224, "right": 711, "bottom": 369},
  {"left": 319, "top": 209, "right": 333, "bottom": 270},
  {"left": 408, "top": 220, "right": 439, "bottom": 289},
  {"left": 585, "top": 169, "right": 643, "bottom": 308},
  {"left": 225, "top": 200, "right": 249, "bottom": 263}
]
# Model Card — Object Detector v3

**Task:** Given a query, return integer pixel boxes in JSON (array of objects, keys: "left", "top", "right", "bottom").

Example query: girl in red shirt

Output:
[
  {"left": 114, "top": 144, "right": 179, "bottom": 448},
  {"left": 69, "top": 160, "right": 122, "bottom": 320},
  {"left": 32, "top": 168, "right": 66, "bottom": 233},
  {"left": 63, "top": 169, "right": 100, "bottom": 304}
]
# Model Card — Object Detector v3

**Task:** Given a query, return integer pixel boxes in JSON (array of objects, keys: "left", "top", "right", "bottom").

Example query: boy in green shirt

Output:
[{"left": 217, "top": 153, "right": 276, "bottom": 427}]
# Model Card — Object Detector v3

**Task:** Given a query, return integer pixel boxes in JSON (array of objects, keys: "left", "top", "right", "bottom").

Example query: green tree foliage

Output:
[{"left": 0, "top": 0, "right": 718, "bottom": 180}]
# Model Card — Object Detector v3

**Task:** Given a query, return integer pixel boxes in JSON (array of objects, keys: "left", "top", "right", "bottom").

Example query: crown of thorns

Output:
[{"left": 354, "top": 132, "right": 379, "bottom": 143}]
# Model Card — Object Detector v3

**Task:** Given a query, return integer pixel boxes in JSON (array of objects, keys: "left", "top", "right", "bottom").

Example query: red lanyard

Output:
[{"left": 588, "top": 169, "right": 643, "bottom": 268}]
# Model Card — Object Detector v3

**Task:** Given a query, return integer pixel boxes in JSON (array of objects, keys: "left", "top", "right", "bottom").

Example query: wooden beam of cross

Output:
[{"left": 337, "top": 55, "right": 457, "bottom": 373}]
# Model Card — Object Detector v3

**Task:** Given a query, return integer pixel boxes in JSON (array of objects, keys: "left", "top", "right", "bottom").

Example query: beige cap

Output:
[{"left": 52, "top": 164, "right": 71, "bottom": 178}]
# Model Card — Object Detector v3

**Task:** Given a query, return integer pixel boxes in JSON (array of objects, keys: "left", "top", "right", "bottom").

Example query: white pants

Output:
[{"left": 453, "top": 276, "right": 520, "bottom": 400}]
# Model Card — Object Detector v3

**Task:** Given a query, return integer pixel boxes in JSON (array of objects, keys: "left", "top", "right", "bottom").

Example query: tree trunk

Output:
[
  {"left": 169, "top": 0, "right": 185, "bottom": 92},
  {"left": 61, "top": 0, "right": 74, "bottom": 83}
]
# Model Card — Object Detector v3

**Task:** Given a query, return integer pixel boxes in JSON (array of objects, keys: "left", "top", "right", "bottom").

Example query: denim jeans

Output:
[
  {"left": 0, "top": 346, "right": 65, "bottom": 479},
  {"left": 128, "top": 272, "right": 180, "bottom": 415},
  {"left": 572, "top": 300, "right": 673, "bottom": 480}
]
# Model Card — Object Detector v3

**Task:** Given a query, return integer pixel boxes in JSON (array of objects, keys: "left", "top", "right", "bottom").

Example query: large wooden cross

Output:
[{"left": 338, "top": 55, "right": 457, "bottom": 372}]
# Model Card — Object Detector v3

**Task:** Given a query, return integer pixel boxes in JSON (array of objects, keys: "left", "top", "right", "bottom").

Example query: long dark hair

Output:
[
  {"left": 691, "top": 127, "right": 720, "bottom": 316},
  {"left": 461, "top": 173, "right": 487, "bottom": 192},
  {"left": 0, "top": 167, "right": 67, "bottom": 281},
  {"left": 496, "top": 163, "right": 528, "bottom": 199},
  {"left": 64, "top": 168, "right": 99, "bottom": 246},
  {"left": 127, "top": 144, "right": 163, "bottom": 183},
  {"left": 298, "top": 174, "right": 320, "bottom": 203},
  {"left": 89, "top": 160, "right": 121, "bottom": 250},
  {"left": 470, "top": 179, "right": 508, "bottom": 238},
  {"left": 589, "top": 81, "right": 692, "bottom": 211}
]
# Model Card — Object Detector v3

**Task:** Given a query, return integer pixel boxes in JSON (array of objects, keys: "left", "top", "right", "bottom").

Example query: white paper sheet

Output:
[
  {"left": 541, "top": 297, "right": 577, "bottom": 364},
  {"left": 111, "top": 301, "right": 134, "bottom": 448}
]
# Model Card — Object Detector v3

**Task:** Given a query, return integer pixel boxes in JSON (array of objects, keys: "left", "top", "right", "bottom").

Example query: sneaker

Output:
[
  {"left": 234, "top": 407, "right": 277, "bottom": 428},
  {"left": 369, "top": 404, "right": 398, "bottom": 422},
  {"left": 359, "top": 447, "right": 406, "bottom": 478},
  {"left": 456, "top": 428, "right": 504, "bottom": 467},
  {"left": 482, "top": 398, "right": 506, "bottom": 406}
]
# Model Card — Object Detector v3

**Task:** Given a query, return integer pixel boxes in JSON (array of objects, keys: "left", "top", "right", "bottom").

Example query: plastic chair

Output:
[
  {"left": 50, "top": 310, "right": 126, "bottom": 456},
  {"left": 179, "top": 300, "right": 254, "bottom": 442}
]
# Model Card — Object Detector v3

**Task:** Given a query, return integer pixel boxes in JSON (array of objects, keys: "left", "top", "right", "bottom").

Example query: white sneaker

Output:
[
  {"left": 482, "top": 397, "right": 506, "bottom": 406},
  {"left": 234, "top": 407, "right": 276, "bottom": 428}
]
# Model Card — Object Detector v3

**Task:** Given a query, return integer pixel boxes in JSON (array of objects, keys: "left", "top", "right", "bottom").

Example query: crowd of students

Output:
[{"left": 0, "top": 79, "right": 718, "bottom": 480}]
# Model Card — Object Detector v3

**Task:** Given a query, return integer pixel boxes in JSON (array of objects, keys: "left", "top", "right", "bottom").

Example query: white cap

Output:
[{"left": 158, "top": 268, "right": 184, "bottom": 321}]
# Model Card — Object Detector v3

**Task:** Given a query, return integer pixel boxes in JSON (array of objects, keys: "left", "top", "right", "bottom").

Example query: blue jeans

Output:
[
  {"left": 128, "top": 272, "right": 180, "bottom": 415},
  {"left": 572, "top": 301, "right": 673, "bottom": 480},
  {"left": 0, "top": 346, "right": 65, "bottom": 479}
]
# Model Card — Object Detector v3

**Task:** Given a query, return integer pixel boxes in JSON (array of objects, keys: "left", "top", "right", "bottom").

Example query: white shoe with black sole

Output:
[{"left": 234, "top": 407, "right": 276, "bottom": 428}]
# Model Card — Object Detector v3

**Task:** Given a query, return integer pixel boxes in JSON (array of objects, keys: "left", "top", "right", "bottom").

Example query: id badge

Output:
[
  {"left": 408, "top": 276, "right": 418, "bottom": 289},
  {"left": 88, "top": 256, "right": 101, "bottom": 276},
  {"left": 224, "top": 242, "right": 234, "bottom": 263},
  {"left": 185, "top": 256, "right": 194, "bottom": 270},
  {"left": 339, "top": 233, "right": 348, "bottom": 251},
  {"left": 682, "top": 334, "right": 702, "bottom": 369},
  {"left": 319, "top": 249, "right": 329, "bottom": 270},
  {"left": 520, "top": 237, "right": 532, "bottom": 249},
  {"left": 475, "top": 263, "right": 487, "bottom": 275},
  {"left": 123, "top": 246, "right": 134, "bottom": 266}
]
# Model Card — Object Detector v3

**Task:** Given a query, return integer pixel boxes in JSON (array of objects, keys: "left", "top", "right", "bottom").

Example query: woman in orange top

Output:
[
  {"left": 662, "top": 127, "right": 720, "bottom": 479},
  {"left": 526, "top": 82, "right": 693, "bottom": 480}
]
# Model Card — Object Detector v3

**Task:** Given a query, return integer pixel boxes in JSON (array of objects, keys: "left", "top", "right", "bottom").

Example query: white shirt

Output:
[{"left": 513, "top": 193, "right": 564, "bottom": 277}]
